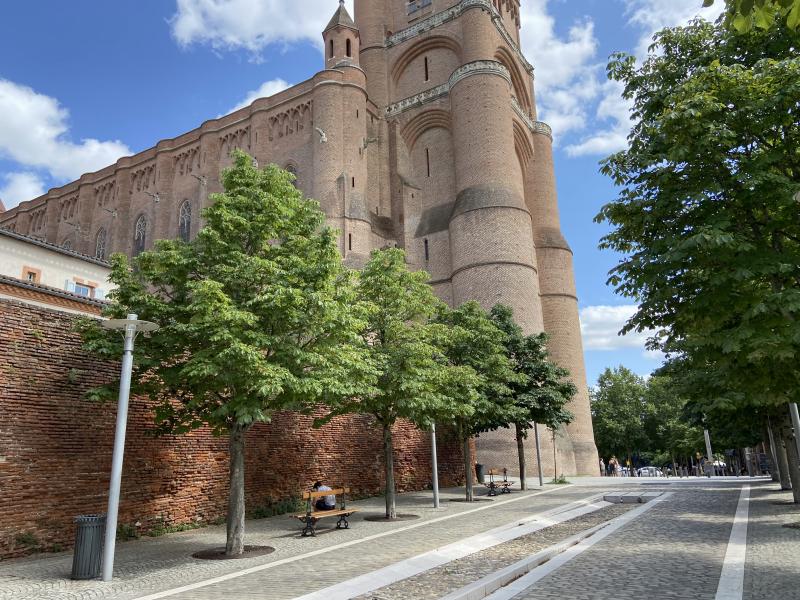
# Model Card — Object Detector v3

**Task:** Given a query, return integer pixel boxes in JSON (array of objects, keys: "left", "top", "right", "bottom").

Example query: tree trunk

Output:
[
  {"left": 774, "top": 424, "right": 793, "bottom": 491},
  {"left": 515, "top": 424, "right": 527, "bottom": 491},
  {"left": 552, "top": 429, "right": 558, "bottom": 481},
  {"left": 464, "top": 436, "right": 474, "bottom": 502},
  {"left": 764, "top": 426, "right": 781, "bottom": 482},
  {"left": 226, "top": 423, "right": 247, "bottom": 556},
  {"left": 780, "top": 411, "right": 800, "bottom": 504},
  {"left": 383, "top": 424, "right": 397, "bottom": 519}
]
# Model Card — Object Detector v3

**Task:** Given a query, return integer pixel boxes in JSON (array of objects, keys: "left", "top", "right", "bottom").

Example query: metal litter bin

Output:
[
  {"left": 71, "top": 514, "right": 105, "bottom": 580},
  {"left": 475, "top": 463, "right": 485, "bottom": 484}
]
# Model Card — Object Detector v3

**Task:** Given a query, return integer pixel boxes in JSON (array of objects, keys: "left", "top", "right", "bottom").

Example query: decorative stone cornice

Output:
[
  {"left": 386, "top": 0, "right": 534, "bottom": 75},
  {"left": 510, "top": 96, "right": 552, "bottom": 139},
  {"left": 532, "top": 120, "right": 553, "bottom": 139},
  {"left": 386, "top": 61, "right": 509, "bottom": 117},
  {"left": 450, "top": 60, "right": 511, "bottom": 88},
  {"left": 386, "top": 83, "right": 450, "bottom": 117}
]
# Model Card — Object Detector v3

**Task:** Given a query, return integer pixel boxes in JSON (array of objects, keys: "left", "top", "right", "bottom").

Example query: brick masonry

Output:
[
  {"left": 0, "top": 0, "right": 598, "bottom": 478},
  {"left": 0, "top": 299, "right": 465, "bottom": 559}
]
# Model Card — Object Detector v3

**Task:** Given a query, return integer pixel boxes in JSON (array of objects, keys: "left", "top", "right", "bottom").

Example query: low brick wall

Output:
[{"left": 0, "top": 300, "right": 465, "bottom": 559}]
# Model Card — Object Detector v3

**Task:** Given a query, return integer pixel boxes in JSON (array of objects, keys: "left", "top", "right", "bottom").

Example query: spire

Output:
[{"left": 324, "top": 0, "right": 357, "bottom": 33}]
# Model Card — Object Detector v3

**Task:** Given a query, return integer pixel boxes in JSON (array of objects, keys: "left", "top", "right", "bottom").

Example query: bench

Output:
[
  {"left": 485, "top": 468, "right": 514, "bottom": 496},
  {"left": 291, "top": 487, "right": 358, "bottom": 537}
]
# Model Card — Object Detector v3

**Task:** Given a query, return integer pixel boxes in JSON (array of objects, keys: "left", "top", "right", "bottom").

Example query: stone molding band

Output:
[
  {"left": 511, "top": 96, "right": 553, "bottom": 139},
  {"left": 386, "top": 60, "right": 510, "bottom": 117},
  {"left": 450, "top": 259, "right": 538, "bottom": 280},
  {"left": 386, "top": 0, "right": 534, "bottom": 75}
]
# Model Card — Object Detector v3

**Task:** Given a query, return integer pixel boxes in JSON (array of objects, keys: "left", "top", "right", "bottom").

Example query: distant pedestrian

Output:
[{"left": 599, "top": 458, "right": 606, "bottom": 477}]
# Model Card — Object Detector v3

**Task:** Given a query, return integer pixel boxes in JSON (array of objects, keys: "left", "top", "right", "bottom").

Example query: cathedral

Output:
[{"left": 0, "top": 0, "right": 598, "bottom": 475}]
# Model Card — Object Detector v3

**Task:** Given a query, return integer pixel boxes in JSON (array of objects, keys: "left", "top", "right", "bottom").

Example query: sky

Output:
[{"left": 0, "top": 0, "right": 724, "bottom": 386}]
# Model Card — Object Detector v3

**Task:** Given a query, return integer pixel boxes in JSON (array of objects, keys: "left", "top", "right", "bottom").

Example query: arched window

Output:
[
  {"left": 95, "top": 228, "right": 107, "bottom": 260},
  {"left": 286, "top": 164, "right": 298, "bottom": 188},
  {"left": 134, "top": 214, "right": 147, "bottom": 256},
  {"left": 178, "top": 200, "right": 192, "bottom": 242},
  {"left": 329, "top": 39, "right": 334, "bottom": 59},
  {"left": 346, "top": 38, "right": 352, "bottom": 57}
]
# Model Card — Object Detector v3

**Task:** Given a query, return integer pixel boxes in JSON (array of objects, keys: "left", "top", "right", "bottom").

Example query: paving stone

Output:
[{"left": 350, "top": 504, "right": 633, "bottom": 600}]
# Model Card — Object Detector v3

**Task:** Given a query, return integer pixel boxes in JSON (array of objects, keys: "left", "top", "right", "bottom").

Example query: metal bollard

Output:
[{"left": 71, "top": 515, "right": 106, "bottom": 580}]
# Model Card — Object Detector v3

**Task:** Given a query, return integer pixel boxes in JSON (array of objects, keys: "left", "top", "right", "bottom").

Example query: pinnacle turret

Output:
[{"left": 324, "top": 1, "right": 357, "bottom": 34}]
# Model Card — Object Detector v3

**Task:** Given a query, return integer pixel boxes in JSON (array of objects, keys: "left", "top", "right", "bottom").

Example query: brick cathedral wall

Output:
[{"left": 0, "top": 300, "right": 465, "bottom": 559}]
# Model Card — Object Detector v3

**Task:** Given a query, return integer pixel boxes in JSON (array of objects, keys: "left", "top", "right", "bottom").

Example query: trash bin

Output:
[
  {"left": 475, "top": 463, "right": 485, "bottom": 484},
  {"left": 71, "top": 514, "right": 105, "bottom": 580}
]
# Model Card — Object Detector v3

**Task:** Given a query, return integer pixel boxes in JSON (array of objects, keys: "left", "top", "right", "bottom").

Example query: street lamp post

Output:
[
  {"left": 100, "top": 314, "right": 158, "bottom": 582},
  {"left": 431, "top": 423, "right": 440, "bottom": 508},
  {"left": 533, "top": 422, "right": 544, "bottom": 487},
  {"left": 790, "top": 404, "right": 800, "bottom": 461},
  {"left": 704, "top": 429, "right": 714, "bottom": 477}
]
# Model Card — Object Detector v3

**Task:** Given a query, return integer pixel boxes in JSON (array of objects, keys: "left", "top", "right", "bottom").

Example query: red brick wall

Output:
[{"left": 0, "top": 300, "right": 465, "bottom": 559}]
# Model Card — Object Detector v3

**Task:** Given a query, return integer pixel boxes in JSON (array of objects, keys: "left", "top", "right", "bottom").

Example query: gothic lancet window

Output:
[
  {"left": 178, "top": 200, "right": 192, "bottom": 242},
  {"left": 95, "top": 228, "right": 107, "bottom": 260},
  {"left": 134, "top": 214, "right": 147, "bottom": 256}
]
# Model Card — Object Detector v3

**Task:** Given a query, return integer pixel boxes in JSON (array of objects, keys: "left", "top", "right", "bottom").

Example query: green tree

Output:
[
  {"left": 591, "top": 367, "right": 650, "bottom": 474},
  {"left": 321, "top": 248, "right": 476, "bottom": 518},
  {"left": 80, "top": 151, "right": 374, "bottom": 555},
  {"left": 435, "top": 302, "right": 517, "bottom": 501},
  {"left": 597, "top": 19, "right": 800, "bottom": 421},
  {"left": 490, "top": 305, "right": 575, "bottom": 489},
  {"left": 703, "top": 0, "right": 800, "bottom": 31},
  {"left": 643, "top": 375, "right": 705, "bottom": 468}
]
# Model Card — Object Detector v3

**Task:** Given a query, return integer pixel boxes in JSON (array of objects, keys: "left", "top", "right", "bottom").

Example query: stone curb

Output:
[{"left": 437, "top": 521, "right": 611, "bottom": 600}]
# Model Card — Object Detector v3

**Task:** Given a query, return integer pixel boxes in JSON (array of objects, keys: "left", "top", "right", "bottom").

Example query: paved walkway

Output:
[{"left": 1, "top": 476, "right": 796, "bottom": 600}]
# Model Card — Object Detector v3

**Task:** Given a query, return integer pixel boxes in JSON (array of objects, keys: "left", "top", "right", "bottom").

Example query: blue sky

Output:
[{"left": 0, "top": 0, "right": 723, "bottom": 386}]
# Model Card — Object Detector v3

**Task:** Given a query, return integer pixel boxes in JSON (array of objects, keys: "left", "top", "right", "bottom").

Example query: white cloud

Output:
[
  {"left": 0, "top": 79, "right": 131, "bottom": 201},
  {"left": 0, "top": 172, "right": 46, "bottom": 208},
  {"left": 222, "top": 78, "right": 291, "bottom": 116},
  {"left": 519, "top": 1, "right": 600, "bottom": 139},
  {"left": 624, "top": 0, "right": 725, "bottom": 56},
  {"left": 580, "top": 304, "right": 658, "bottom": 359},
  {"left": 563, "top": 0, "right": 725, "bottom": 157},
  {"left": 170, "top": 0, "right": 354, "bottom": 53}
]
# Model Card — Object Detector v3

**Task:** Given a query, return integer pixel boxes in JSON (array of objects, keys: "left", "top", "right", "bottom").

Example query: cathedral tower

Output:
[
  {"left": 354, "top": 0, "right": 599, "bottom": 475},
  {"left": 0, "top": 0, "right": 599, "bottom": 476}
]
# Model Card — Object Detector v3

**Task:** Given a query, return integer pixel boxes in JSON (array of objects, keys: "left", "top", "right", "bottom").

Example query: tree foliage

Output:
[
  {"left": 703, "top": 0, "right": 800, "bottom": 32},
  {"left": 80, "top": 151, "right": 374, "bottom": 554},
  {"left": 591, "top": 367, "right": 650, "bottom": 465},
  {"left": 489, "top": 305, "right": 575, "bottom": 486},
  {"left": 434, "top": 301, "right": 517, "bottom": 500},
  {"left": 321, "top": 248, "right": 477, "bottom": 517},
  {"left": 597, "top": 19, "right": 800, "bottom": 413}
]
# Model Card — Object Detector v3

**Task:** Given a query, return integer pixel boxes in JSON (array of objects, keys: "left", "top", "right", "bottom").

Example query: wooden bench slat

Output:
[
  {"left": 301, "top": 487, "right": 350, "bottom": 500},
  {"left": 291, "top": 508, "right": 359, "bottom": 520}
]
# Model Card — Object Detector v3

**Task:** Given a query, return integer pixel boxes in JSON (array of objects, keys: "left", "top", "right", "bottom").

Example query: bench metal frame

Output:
[
  {"left": 486, "top": 468, "right": 513, "bottom": 497},
  {"left": 297, "top": 487, "right": 356, "bottom": 537}
]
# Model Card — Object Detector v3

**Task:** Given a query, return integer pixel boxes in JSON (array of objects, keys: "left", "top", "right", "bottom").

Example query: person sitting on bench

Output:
[{"left": 312, "top": 481, "right": 337, "bottom": 511}]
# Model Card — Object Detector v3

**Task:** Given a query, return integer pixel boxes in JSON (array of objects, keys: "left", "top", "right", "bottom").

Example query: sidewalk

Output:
[
  {"left": 1, "top": 477, "right": 791, "bottom": 600},
  {"left": 0, "top": 484, "right": 600, "bottom": 600}
]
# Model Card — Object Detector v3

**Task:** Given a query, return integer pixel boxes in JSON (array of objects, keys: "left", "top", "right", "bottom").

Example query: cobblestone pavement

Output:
[
  {"left": 507, "top": 482, "right": 746, "bottom": 600},
  {"left": 0, "top": 485, "right": 599, "bottom": 600},
  {"left": 3, "top": 478, "right": 794, "bottom": 600},
  {"left": 744, "top": 486, "right": 800, "bottom": 600},
  {"left": 351, "top": 503, "right": 634, "bottom": 600}
]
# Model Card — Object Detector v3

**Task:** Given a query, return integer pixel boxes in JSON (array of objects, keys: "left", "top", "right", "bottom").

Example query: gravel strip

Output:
[{"left": 354, "top": 503, "right": 634, "bottom": 600}]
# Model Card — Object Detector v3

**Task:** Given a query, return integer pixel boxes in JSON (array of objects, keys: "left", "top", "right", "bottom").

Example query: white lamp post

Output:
[
  {"left": 790, "top": 404, "right": 800, "bottom": 461},
  {"left": 533, "top": 422, "right": 544, "bottom": 487},
  {"left": 431, "top": 423, "right": 440, "bottom": 508},
  {"left": 100, "top": 314, "right": 158, "bottom": 582}
]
